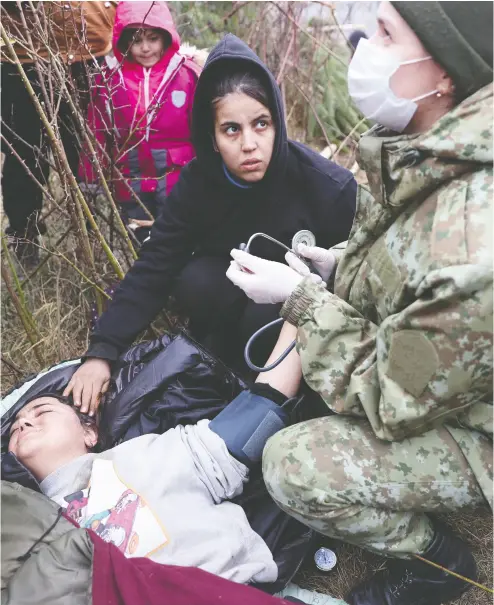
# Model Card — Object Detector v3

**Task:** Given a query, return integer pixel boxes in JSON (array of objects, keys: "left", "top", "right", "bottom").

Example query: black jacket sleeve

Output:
[
  {"left": 85, "top": 163, "right": 203, "bottom": 361},
  {"left": 334, "top": 174, "right": 357, "bottom": 243},
  {"left": 287, "top": 141, "right": 357, "bottom": 250},
  {"left": 324, "top": 173, "right": 356, "bottom": 292},
  {"left": 310, "top": 168, "right": 357, "bottom": 253}
]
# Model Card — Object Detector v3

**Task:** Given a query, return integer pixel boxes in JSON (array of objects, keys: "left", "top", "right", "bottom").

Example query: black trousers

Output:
[
  {"left": 1, "top": 62, "right": 91, "bottom": 235},
  {"left": 172, "top": 256, "right": 282, "bottom": 378}
]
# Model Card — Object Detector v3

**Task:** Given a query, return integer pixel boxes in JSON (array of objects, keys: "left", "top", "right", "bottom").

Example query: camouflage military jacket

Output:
[{"left": 282, "top": 85, "right": 493, "bottom": 455}]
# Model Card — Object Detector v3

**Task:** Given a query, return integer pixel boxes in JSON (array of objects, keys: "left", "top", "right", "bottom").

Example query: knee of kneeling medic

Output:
[
  {"left": 261, "top": 430, "right": 290, "bottom": 495},
  {"left": 209, "top": 386, "right": 289, "bottom": 468}
]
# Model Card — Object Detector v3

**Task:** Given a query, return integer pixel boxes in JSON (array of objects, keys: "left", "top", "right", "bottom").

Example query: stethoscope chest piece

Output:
[
  {"left": 292, "top": 230, "right": 316, "bottom": 251},
  {"left": 240, "top": 229, "right": 318, "bottom": 372}
]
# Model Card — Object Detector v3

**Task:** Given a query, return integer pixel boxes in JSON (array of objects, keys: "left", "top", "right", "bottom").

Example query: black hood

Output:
[{"left": 191, "top": 34, "right": 288, "bottom": 184}]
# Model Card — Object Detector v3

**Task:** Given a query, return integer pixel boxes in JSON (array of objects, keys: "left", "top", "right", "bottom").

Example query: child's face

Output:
[{"left": 129, "top": 28, "right": 166, "bottom": 68}]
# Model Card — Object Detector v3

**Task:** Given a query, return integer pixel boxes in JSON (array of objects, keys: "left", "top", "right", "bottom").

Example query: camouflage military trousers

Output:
[{"left": 263, "top": 415, "right": 491, "bottom": 558}]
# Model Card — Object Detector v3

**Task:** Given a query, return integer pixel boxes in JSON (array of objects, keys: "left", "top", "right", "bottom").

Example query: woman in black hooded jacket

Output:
[{"left": 66, "top": 34, "right": 357, "bottom": 414}]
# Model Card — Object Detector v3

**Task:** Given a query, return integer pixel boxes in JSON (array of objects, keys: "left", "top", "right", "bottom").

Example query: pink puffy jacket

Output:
[{"left": 79, "top": 1, "right": 200, "bottom": 203}]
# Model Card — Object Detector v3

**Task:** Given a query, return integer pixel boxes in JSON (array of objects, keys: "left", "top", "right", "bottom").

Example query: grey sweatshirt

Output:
[{"left": 39, "top": 419, "right": 277, "bottom": 584}]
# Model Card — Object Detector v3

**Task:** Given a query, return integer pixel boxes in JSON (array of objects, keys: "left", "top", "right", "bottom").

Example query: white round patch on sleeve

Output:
[{"left": 172, "top": 90, "right": 187, "bottom": 108}]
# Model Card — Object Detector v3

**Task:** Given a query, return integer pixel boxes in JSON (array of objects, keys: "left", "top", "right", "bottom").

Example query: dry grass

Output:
[
  {"left": 294, "top": 510, "right": 493, "bottom": 604},
  {"left": 1, "top": 197, "right": 99, "bottom": 389}
]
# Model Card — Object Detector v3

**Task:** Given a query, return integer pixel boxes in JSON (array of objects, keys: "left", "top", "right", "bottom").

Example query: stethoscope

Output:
[
  {"left": 239, "top": 230, "right": 318, "bottom": 373},
  {"left": 239, "top": 230, "right": 316, "bottom": 267}
]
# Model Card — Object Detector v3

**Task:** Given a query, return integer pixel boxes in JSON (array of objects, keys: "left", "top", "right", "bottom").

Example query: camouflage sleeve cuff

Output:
[{"left": 281, "top": 278, "right": 324, "bottom": 326}]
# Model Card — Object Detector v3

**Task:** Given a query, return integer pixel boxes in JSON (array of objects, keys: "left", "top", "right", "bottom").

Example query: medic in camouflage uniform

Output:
[
  {"left": 264, "top": 80, "right": 493, "bottom": 604},
  {"left": 227, "top": 3, "right": 493, "bottom": 605}
]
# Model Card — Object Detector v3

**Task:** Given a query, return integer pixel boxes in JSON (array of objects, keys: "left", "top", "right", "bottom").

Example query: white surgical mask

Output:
[{"left": 348, "top": 38, "right": 438, "bottom": 132}]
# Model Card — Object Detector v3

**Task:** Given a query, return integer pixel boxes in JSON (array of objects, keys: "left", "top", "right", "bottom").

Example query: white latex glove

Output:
[
  {"left": 227, "top": 249, "right": 322, "bottom": 304},
  {"left": 296, "top": 243, "right": 336, "bottom": 282}
]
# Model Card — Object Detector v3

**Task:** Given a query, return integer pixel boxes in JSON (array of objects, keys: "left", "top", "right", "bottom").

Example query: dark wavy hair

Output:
[{"left": 55, "top": 394, "right": 98, "bottom": 426}]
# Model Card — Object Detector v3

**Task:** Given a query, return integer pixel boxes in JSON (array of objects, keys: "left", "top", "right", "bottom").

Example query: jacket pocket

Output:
[
  {"left": 356, "top": 236, "right": 404, "bottom": 324},
  {"left": 152, "top": 146, "right": 195, "bottom": 201},
  {"left": 430, "top": 180, "right": 468, "bottom": 265},
  {"left": 167, "top": 146, "right": 195, "bottom": 169}
]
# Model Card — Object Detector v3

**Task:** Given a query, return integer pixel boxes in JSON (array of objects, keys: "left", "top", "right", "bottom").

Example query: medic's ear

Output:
[
  {"left": 436, "top": 71, "right": 455, "bottom": 99},
  {"left": 212, "top": 136, "right": 219, "bottom": 153}
]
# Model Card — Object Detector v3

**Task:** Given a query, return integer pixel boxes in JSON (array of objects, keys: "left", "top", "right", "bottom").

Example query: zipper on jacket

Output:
[{"left": 144, "top": 67, "right": 151, "bottom": 141}]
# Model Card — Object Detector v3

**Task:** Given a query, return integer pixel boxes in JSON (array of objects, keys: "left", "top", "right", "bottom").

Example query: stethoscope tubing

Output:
[
  {"left": 244, "top": 318, "right": 296, "bottom": 372},
  {"left": 240, "top": 232, "right": 308, "bottom": 372}
]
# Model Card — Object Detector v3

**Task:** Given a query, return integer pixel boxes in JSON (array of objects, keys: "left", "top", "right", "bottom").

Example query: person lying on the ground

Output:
[
  {"left": 7, "top": 323, "right": 304, "bottom": 587},
  {"left": 227, "top": 2, "right": 493, "bottom": 605}
]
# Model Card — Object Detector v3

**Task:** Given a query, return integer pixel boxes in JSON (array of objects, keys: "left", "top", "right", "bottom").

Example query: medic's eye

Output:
[{"left": 379, "top": 22, "right": 392, "bottom": 41}]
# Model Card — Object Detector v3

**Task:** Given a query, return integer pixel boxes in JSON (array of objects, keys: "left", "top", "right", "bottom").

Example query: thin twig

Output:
[
  {"left": 331, "top": 117, "right": 367, "bottom": 161},
  {"left": 0, "top": 22, "right": 98, "bottom": 275},
  {"left": 286, "top": 75, "right": 333, "bottom": 148},
  {"left": 272, "top": 2, "right": 346, "bottom": 66},
  {"left": 1, "top": 23, "right": 126, "bottom": 281},
  {"left": 27, "top": 20, "right": 138, "bottom": 263},
  {"left": 1, "top": 236, "right": 32, "bottom": 326},
  {"left": 23, "top": 225, "right": 73, "bottom": 283},
  {"left": 414, "top": 554, "right": 493, "bottom": 594},
  {"left": 0, "top": 132, "right": 56, "bottom": 204},
  {"left": 49, "top": 250, "right": 112, "bottom": 299},
  {"left": 1, "top": 258, "right": 43, "bottom": 364},
  {"left": 198, "top": 1, "right": 249, "bottom": 33},
  {"left": 1, "top": 355, "right": 24, "bottom": 378},
  {"left": 276, "top": 22, "right": 295, "bottom": 85}
]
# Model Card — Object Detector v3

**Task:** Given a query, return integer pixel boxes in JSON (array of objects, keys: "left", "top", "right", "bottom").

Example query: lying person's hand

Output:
[
  {"left": 295, "top": 244, "right": 336, "bottom": 282},
  {"left": 227, "top": 249, "right": 323, "bottom": 304},
  {"left": 63, "top": 358, "right": 111, "bottom": 416}
]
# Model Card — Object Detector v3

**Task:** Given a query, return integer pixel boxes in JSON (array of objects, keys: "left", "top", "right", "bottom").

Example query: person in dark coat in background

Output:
[
  {"left": 65, "top": 34, "right": 357, "bottom": 415},
  {"left": 1, "top": 1, "right": 117, "bottom": 267}
]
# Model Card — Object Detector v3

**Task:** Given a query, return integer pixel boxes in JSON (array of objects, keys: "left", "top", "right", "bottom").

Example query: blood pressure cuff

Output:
[{"left": 209, "top": 385, "right": 289, "bottom": 468}]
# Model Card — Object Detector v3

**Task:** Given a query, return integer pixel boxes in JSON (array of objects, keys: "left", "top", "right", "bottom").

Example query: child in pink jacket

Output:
[{"left": 79, "top": 1, "right": 200, "bottom": 242}]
